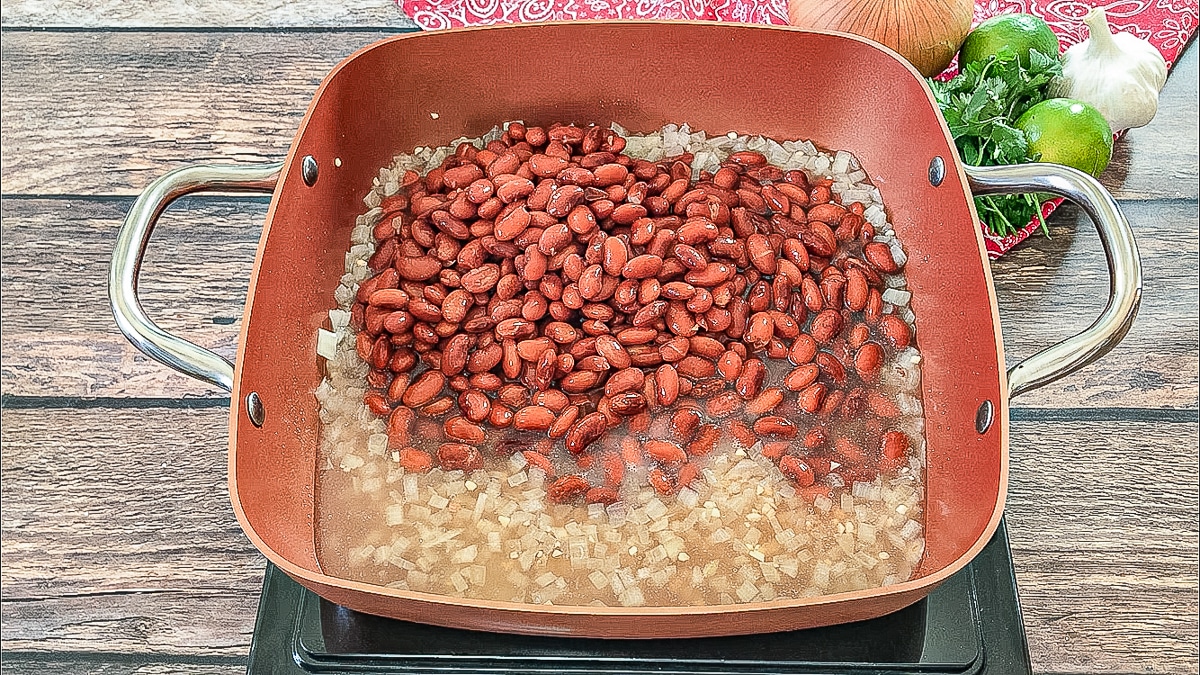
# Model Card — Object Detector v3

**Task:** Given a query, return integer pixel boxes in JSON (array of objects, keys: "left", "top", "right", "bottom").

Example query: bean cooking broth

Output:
[{"left": 314, "top": 122, "right": 927, "bottom": 607}]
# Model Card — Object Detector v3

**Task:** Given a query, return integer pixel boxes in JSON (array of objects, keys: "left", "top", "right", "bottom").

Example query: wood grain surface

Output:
[
  {"left": 1, "top": 407, "right": 1195, "bottom": 671},
  {"left": 1, "top": 17, "right": 1196, "bottom": 675},
  {"left": 0, "top": 660, "right": 244, "bottom": 675},
  {"left": 0, "top": 32, "right": 1195, "bottom": 199},
  {"left": 0, "top": 0, "right": 415, "bottom": 28}
]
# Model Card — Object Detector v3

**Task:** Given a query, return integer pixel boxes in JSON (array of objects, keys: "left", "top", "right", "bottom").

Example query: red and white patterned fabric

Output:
[{"left": 398, "top": 0, "right": 1197, "bottom": 256}]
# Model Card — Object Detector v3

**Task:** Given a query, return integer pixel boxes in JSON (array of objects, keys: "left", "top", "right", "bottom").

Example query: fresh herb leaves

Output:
[{"left": 931, "top": 49, "right": 1062, "bottom": 236}]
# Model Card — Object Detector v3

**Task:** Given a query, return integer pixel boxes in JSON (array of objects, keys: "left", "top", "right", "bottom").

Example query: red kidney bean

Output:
[
  {"left": 547, "top": 475, "right": 590, "bottom": 503},
  {"left": 644, "top": 440, "right": 687, "bottom": 467},
  {"left": 350, "top": 123, "right": 922, "bottom": 500},
  {"left": 655, "top": 364, "right": 680, "bottom": 405},
  {"left": 879, "top": 315, "right": 912, "bottom": 349},
  {"left": 854, "top": 342, "right": 885, "bottom": 381},
  {"left": 745, "top": 387, "right": 784, "bottom": 416},
  {"left": 779, "top": 456, "right": 815, "bottom": 486},
  {"left": 564, "top": 412, "right": 607, "bottom": 454},
  {"left": 863, "top": 242, "right": 901, "bottom": 273},
  {"left": 784, "top": 364, "right": 821, "bottom": 391},
  {"left": 669, "top": 407, "right": 702, "bottom": 438},
  {"left": 704, "top": 391, "right": 742, "bottom": 418},
  {"left": 604, "top": 367, "right": 645, "bottom": 396},
  {"left": 797, "top": 383, "right": 827, "bottom": 414},
  {"left": 676, "top": 356, "right": 716, "bottom": 379},
  {"left": 513, "top": 406, "right": 556, "bottom": 431},
  {"left": 728, "top": 419, "right": 757, "bottom": 448},
  {"left": 548, "top": 405, "right": 581, "bottom": 438},
  {"left": 881, "top": 430, "right": 910, "bottom": 460},
  {"left": 437, "top": 443, "right": 483, "bottom": 471},
  {"left": 734, "top": 358, "right": 766, "bottom": 399},
  {"left": 659, "top": 336, "right": 690, "bottom": 362},
  {"left": 753, "top": 415, "right": 797, "bottom": 438},
  {"left": 716, "top": 350, "right": 743, "bottom": 381},
  {"left": 686, "top": 427, "right": 721, "bottom": 458}
]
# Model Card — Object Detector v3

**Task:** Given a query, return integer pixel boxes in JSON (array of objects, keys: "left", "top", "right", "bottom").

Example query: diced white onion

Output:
[{"left": 881, "top": 288, "right": 912, "bottom": 307}]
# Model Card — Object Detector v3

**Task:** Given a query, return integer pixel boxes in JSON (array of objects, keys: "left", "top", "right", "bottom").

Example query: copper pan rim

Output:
[
  {"left": 106, "top": 17, "right": 1135, "bottom": 638},
  {"left": 226, "top": 19, "right": 1010, "bottom": 623}
]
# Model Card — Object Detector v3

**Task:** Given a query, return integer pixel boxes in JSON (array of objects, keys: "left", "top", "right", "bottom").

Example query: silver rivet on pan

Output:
[
  {"left": 928, "top": 156, "right": 945, "bottom": 187},
  {"left": 301, "top": 155, "right": 319, "bottom": 186},
  {"left": 246, "top": 392, "right": 265, "bottom": 428},
  {"left": 975, "top": 400, "right": 994, "bottom": 434}
]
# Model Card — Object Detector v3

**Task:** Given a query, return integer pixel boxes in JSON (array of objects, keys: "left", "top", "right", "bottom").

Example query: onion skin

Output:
[{"left": 786, "top": 0, "right": 973, "bottom": 78}]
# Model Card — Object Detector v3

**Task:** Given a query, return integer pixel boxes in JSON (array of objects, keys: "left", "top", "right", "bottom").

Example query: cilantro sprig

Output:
[{"left": 931, "top": 49, "right": 1062, "bottom": 237}]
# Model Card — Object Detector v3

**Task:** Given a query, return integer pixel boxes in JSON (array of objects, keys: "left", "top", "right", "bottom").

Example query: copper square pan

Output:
[{"left": 110, "top": 21, "right": 1141, "bottom": 638}]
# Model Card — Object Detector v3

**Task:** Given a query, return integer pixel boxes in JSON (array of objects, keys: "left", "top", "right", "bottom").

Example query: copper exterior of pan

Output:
[{"left": 110, "top": 21, "right": 1141, "bottom": 639}]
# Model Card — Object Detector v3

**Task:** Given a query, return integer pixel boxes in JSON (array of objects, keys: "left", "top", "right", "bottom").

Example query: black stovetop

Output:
[{"left": 247, "top": 518, "right": 1030, "bottom": 674}]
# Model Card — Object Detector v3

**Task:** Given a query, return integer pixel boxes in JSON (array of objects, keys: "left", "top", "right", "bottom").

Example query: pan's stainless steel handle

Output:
[
  {"left": 109, "top": 162, "right": 283, "bottom": 393},
  {"left": 965, "top": 163, "right": 1142, "bottom": 400}
]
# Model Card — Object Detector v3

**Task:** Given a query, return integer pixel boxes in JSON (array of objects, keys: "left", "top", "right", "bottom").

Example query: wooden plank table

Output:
[{"left": 2, "top": 6, "right": 1196, "bottom": 672}]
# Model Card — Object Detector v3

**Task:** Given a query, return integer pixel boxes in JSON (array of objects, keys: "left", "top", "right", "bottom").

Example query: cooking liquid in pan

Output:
[{"left": 313, "top": 124, "right": 927, "bottom": 607}]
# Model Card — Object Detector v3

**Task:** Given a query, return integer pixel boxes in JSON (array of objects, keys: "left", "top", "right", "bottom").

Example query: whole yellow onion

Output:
[{"left": 786, "top": 0, "right": 974, "bottom": 78}]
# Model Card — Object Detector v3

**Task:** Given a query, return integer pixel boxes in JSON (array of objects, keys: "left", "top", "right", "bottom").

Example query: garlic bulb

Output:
[
  {"left": 1050, "top": 8, "right": 1168, "bottom": 131},
  {"left": 786, "top": 0, "right": 973, "bottom": 78}
]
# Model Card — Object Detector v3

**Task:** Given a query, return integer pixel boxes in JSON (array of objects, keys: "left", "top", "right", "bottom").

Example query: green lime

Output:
[
  {"left": 1015, "top": 98, "right": 1114, "bottom": 177},
  {"left": 960, "top": 13, "right": 1060, "bottom": 69}
]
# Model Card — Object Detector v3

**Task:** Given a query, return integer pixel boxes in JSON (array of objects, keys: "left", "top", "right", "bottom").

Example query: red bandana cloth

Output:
[{"left": 397, "top": 0, "right": 1197, "bottom": 256}]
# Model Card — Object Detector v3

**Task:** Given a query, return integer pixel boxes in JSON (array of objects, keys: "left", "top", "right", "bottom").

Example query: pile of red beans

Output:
[{"left": 348, "top": 122, "right": 914, "bottom": 504}]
